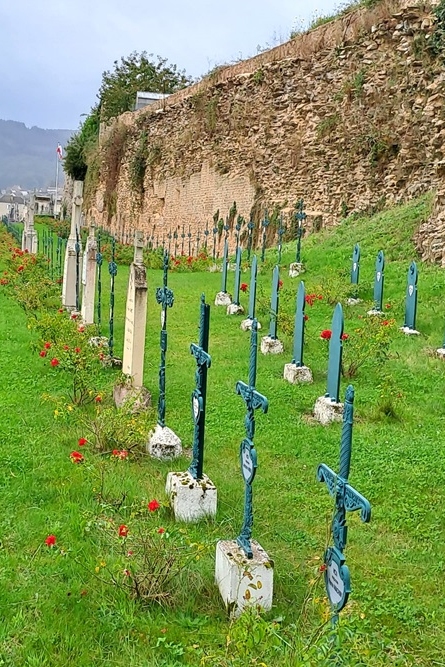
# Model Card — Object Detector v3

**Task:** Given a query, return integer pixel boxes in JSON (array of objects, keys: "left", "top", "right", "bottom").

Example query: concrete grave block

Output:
[
  {"left": 148, "top": 424, "right": 182, "bottom": 460},
  {"left": 367, "top": 309, "right": 383, "bottom": 316},
  {"left": 289, "top": 262, "right": 305, "bottom": 278},
  {"left": 346, "top": 297, "right": 362, "bottom": 306},
  {"left": 400, "top": 326, "right": 420, "bottom": 336},
  {"left": 314, "top": 395, "right": 344, "bottom": 425},
  {"left": 215, "top": 540, "right": 274, "bottom": 617},
  {"left": 241, "top": 318, "right": 262, "bottom": 331},
  {"left": 283, "top": 363, "right": 313, "bottom": 384},
  {"left": 165, "top": 471, "right": 217, "bottom": 522},
  {"left": 260, "top": 335, "right": 284, "bottom": 355},
  {"left": 227, "top": 303, "right": 245, "bottom": 316},
  {"left": 215, "top": 291, "right": 232, "bottom": 306},
  {"left": 113, "top": 384, "right": 151, "bottom": 412},
  {"left": 437, "top": 347, "right": 445, "bottom": 358}
]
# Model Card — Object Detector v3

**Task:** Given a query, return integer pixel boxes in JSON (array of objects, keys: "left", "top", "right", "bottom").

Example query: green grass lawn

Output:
[{"left": 1, "top": 194, "right": 445, "bottom": 666}]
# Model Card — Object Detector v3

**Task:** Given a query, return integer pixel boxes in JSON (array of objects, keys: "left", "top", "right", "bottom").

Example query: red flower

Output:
[
  {"left": 118, "top": 524, "right": 129, "bottom": 537},
  {"left": 304, "top": 314, "right": 309, "bottom": 321},
  {"left": 70, "top": 313, "right": 78, "bottom": 320},
  {"left": 319, "top": 563, "right": 327, "bottom": 573},
  {"left": 77, "top": 325, "right": 85, "bottom": 333},
  {"left": 74, "top": 347, "right": 81, "bottom": 354},
  {"left": 45, "top": 535, "right": 56, "bottom": 547},
  {"left": 58, "top": 308, "right": 64, "bottom": 313},
  {"left": 278, "top": 280, "right": 283, "bottom": 289},
  {"left": 305, "top": 294, "right": 315, "bottom": 306},
  {"left": 94, "top": 395, "right": 102, "bottom": 403},
  {"left": 63, "top": 345, "right": 70, "bottom": 351},
  {"left": 39, "top": 350, "right": 47, "bottom": 358},
  {"left": 70, "top": 451, "right": 84, "bottom": 464},
  {"left": 99, "top": 353, "right": 105, "bottom": 361},
  {"left": 17, "top": 265, "right": 24, "bottom": 272},
  {"left": 385, "top": 303, "right": 391, "bottom": 309},
  {"left": 118, "top": 450, "right": 128, "bottom": 459},
  {"left": 341, "top": 333, "right": 349, "bottom": 341},
  {"left": 240, "top": 283, "right": 248, "bottom": 292},
  {"left": 50, "top": 358, "right": 60, "bottom": 367},
  {"left": 158, "top": 527, "right": 165, "bottom": 534},
  {"left": 320, "top": 329, "right": 332, "bottom": 340},
  {"left": 123, "top": 568, "right": 131, "bottom": 577},
  {"left": 0, "top": 278, "right": 8, "bottom": 285},
  {"left": 381, "top": 320, "right": 390, "bottom": 326},
  {"left": 78, "top": 437, "right": 88, "bottom": 446},
  {"left": 148, "top": 499, "right": 160, "bottom": 512},
  {"left": 44, "top": 342, "right": 51, "bottom": 349},
  {"left": 112, "top": 449, "right": 120, "bottom": 457}
]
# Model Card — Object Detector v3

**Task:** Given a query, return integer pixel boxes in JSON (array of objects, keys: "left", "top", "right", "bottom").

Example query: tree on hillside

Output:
[
  {"left": 98, "top": 51, "right": 193, "bottom": 122},
  {"left": 64, "top": 107, "right": 100, "bottom": 181}
]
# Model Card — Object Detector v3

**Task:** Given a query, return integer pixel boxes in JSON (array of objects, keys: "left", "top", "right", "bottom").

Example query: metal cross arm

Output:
[{"left": 236, "top": 382, "right": 268, "bottom": 440}]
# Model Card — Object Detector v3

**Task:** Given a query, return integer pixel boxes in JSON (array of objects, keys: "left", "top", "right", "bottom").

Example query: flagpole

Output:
[{"left": 55, "top": 154, "right": 59, "bottom": 219}]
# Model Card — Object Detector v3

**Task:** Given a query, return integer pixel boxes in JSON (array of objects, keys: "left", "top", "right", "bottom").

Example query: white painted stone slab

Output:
[
  {"left": 165, "top": 471, "right": 217, "bottom": 522},
  {"left": 240, "top": 318, "right": 262, "bottom": 331},
  {"left": 437, "top": 347, "right": 445, "bottom": 358},
  {"left": 215, "top": 540, "right": 274, "bottom": 617},
  {"left": 346, "top": 297, "right": 362, "bottom": 306},
  {"left": 148, "top": 424, "right": 182, "bottom": 460},
  {"left": 122, "top": 261, "right": 148, "bottom": 387},
  {"left": 227, "top": 303, "right": 244, "bottom": 316},
  {"left": 289, "top": 262, "right": 305, "bottom": 278},
  {"left": 215, "top": 291, "right": 232, "bottom": 306},
  {"left": 400, "top": 326, "right": 420, "bottom": 336},
  {"left": 283, "top": 363, "right": 313, "bottom": 384},
  {"left": 81, "top": 228, "right": 97, "bottom": 325},
  {"left": 367, "top": 309, "right": 383, "bottom": 316},
  {"left": 260, "top": 336, "right": 284, "bottom": 355},
  {"left": 62, "top": 180, "right": 83, "bottom": 309},
  {"left": 313, "top": 395, "right": 344, "bottom": 425}
]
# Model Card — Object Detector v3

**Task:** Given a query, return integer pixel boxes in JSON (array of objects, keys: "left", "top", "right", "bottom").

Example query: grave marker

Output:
[
  {"left": 22, "top": 194, "right": 38, "bottom": 254},
  {"left": 261, "top": 266, "right": 284, "bottom": 354},
  {"left": 214, "top": 239, "right": 232, "bottom": 306},
  {"left": 107, "top": 236, "right": 120, "bottom": 364},
  {"left": 347, "top": 243, "right": 362, "bottom": 304},
  {"left": 166, "top": 294, "right": 216, "bottom": 521},
  {"left": 284, "top": 281, "right": 313, "bottom": 383},
  {"left": 148, "top": 251, "right": 182, "bottom": 460},
  {"left": 289, "top": 200, "right": 306, "bottom": 277},
  {"left": 247, "top": 219, "right": 255, "bottom": 261},
  {"left": 261, "top": 211, "right": 270, "bottom": 262},
  {"left": 227, "top": 246, "right": 244, "bottom": 315},
  {"left": 81, "top": 223, "right": 97, "bottom": 325},
  {"left": 368, "top": 250, "right": 385, "bottom": 315},
  {"left": 277, "top": 213, "right": 285, "bottom": 264},
  {"left": 215, "top": 320, "right": 273, "bottom": 615},
  {"left": 62, "top": 180, "right": 84, "bottom": 310},
  {"left": 401, "top": 261, "right": 420, "bottom": 335},
  {"left": 314, "top": 303, "right": 344, "bottom": 424},
  {"left": 241, "top": 255, "right": 261, "bottom": 331},
  {"left": 317, "top": 385, "right": 371, "bottom": 617}
]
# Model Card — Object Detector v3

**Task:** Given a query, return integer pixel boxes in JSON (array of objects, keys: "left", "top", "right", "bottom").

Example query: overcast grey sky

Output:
[{"left": 1, "top": 0, "right": 338, "bottom": 130}]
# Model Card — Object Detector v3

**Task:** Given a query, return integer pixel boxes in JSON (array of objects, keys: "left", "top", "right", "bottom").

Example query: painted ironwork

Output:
[
  {"left": 173, "top": 230, "right": 178, "bottom": 258},
  {"left": 233, "top": 246, "right": 242, "bottom": 306},
  {"left": 212, "top": 221, "right": 218, "bottom": 261},
  {"left": 204, "top": 221, "right": 209, "bottom": 252},
  {"left": 188, "top": 294, "right": 211, "bottom": 480},
  {"left": 188, "top": 225, "right": 192, "bottom": 256},
  {"left": 196, "top": 229, "right": 201, "bottom": 255},
  {"left": 223, "top": 217, "right": 230, "bottom": 240},
  {"left": 261, "top": 211, "right": 270, "bottom": 262},
  {"left": 351, "top": 243, "right": 360, "bottom": 297},
  {"left": 268, "top": 265, "right": 280, "bottom": 340},
  {"left": 155, "top": 251, "right": 174, "bottom": 427},
  {"left": 181, "top": 225, "right": 185, "bottom": 256},
  {"left": 247, "top": 219, "right": 255, "bottom": 262},
  {"left": 108, "top": 236, "right": 118, "bottom": 358},
  {"left": 277, "top": 213, "right": 286, "bottom": 264},
  {"left": 326, "top": 303, "right": 344, "bottom": 403},
  {"left": 235, "top": 319, "right": 268, "bottom": 558},
  {"left": 373, "top": 250, "right": 385, "bottom": 311},
  {"left": 96, "top": 230, "right": 103, "bottom": 335},
  {"left": 221, "top": 239, "right": 229, "bottom": 293},
  {"left": 235, "top": 215, "right": 243, "bottom": 255},
  {"left": 167, "top": 230, "right": 172, "bottom": 257},
  {"left": 404, "top": 261, "right": 418, "bottom": 330},
  {"left": 247, "top": 256, "right": 258, "bottom": 321},
  {"left": 56, "top": 236, "right": 63, "bottom": 279},
  {"left": 295, "top": 200, "right": 306, "bottom": 263},
  {"left": 317, "top": 385, "right": 371, "bottom": 615},
  {"left": 292, "top": 281, "right": 306, "bottom": 366},
  {"left": 75, "top": 228, "right": 81, "bottom": 311}
]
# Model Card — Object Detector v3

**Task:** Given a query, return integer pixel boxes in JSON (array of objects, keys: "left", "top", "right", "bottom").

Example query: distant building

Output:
[
  {"left": 35, "top": 192, "right": 52, "bottom": 215},
  {"left": 135, "top": 91, "right": 170, "bottom": 111},
  {"left": 0, "top": 193, "right": 26, "bottom": 221}
]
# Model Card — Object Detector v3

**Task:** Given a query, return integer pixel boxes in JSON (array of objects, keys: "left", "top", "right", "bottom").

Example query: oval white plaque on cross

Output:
[
  {"left": 240, "top": 439, "right": 257, "bottom": 484},
  {"left": 160, "top": 310, "right": 166, "bottom": 328},
  {"left": 191, "top": 392, "right": 202, "bottom": 424}
]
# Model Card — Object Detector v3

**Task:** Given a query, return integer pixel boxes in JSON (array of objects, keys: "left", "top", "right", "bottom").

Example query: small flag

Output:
[{"left": 56, "top": 143, "right": 63, "bottom": 160}]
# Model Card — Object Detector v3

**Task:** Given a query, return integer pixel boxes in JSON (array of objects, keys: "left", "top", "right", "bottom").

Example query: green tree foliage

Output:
[
  {"left": 64, "top": 107, "right": 100, "bottom": 181},
  {"left": 98, "top": 51, "right": 193, "bottom": 122}
]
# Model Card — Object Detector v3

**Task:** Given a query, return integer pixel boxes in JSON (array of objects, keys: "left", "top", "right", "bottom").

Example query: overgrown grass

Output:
[{"left": 0, "top": 193, "right": 445, "bottom": 665}]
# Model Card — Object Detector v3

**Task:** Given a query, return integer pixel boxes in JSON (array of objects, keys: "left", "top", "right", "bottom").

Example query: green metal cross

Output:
[
  {"left": 294, "top": 199, "right": 306, "bottom": 263},
  {"left": 317, "top": 385, "right": 371, "bottom": 615},
  {"left": 236, "top": 320, "right": 268, "bottom": 558},
  {"left": 268, "top": 265, "right": 280, "bottom": 340},
  {"left": 404, "top": 261, "right": 418, "bottom": 330},
  {"left": 326, "top": 303, "right": 344, "bottom": 403},
  {"left": 291, "top": 281, "right": 306, "bottom": 367},
  {"left": 155, "top": 251, "right": 174, "bottom": 427}
]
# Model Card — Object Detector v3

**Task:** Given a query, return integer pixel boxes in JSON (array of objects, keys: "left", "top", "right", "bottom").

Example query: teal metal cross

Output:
[
  {"left": 236, "top": 320, "right": 268, "bottom": 558},
  {"left": 317, "top": 385, "right": 371, "bottom": 615},
  {"left": 291, "top": 281, "right": 306, "bottom": 366},
  {"left": 373, "top": 250, "right": 385, "bottom": 312},
  {"left": 246, "top": 256, "right": 258, "bottom": 322},
  {"left": 326, "top": 303, "right": 344, "bottom": 403},
  {"left": 351, "top": 244, "right": 360, "bottom": 297},
  {"left": 294, "top": 199, "right": 306, "bottom": 263},
  {"left": 155, "top": 250, "right": 174, "bottom": 427},
  {"left": 221, "top": 239, "right": 229, "bottom": 293},
  {"left": 268, "top": 265, "right": 280, "bottom": 340},
  {"left": 404, "top": 261, "right": 418, "bottom": 330},
  {"left": 232, "top": 246, "right": 242, "bottom": 306}
]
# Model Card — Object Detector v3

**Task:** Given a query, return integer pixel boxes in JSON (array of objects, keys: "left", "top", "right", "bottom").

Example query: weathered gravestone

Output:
[
  {"left": 114, "top": 232, "right": 151, "bottom": 409},
  {"left": 215, "top": 239, "right": 232, "bottom": 306},
  {"left": 227, "top": 246, "right": 244, "bottom": 315},
  {"left": 22, "top": 194, "right": 38, "bottom": 254},
  {"left": 347, "top": 243, "right": 362, "bottom": 305},
  {"left": 261, "top": 266, "right": 284, "bottom": 354},
  {"left": 317, "top": 385, "right": 371, "bottom": 618},
  {"left": 284, "top": 281, "right": 313, "bottom": 383},
  {"left": 62, "top": 180, "right": 83, "bottom": 310},
  {"left": 314, "top": 303, "right": 344, "bottom": 424},
  {"left": 81, "top": 223, "right": 97, "bottom": 325},
  {"left": 148, "top": 251, "right": 182, "bottom": 459},
  {"left": 400, "top": 261, "right": 420, "bottom": 335},
  {"left": 215, "top": 320, "right": 273, "bottom": 616},
  {"left": 368, "top": 250, "right": 385, "bottom": 315},
  {"left": 289, "top": 199, "right": 306, "bottom": 277},
  {"left": 165, "top": 294, "right": 216, "bottom": 522},
  {"left": 241, "top": 255, "right": 262, "bottom": 331}
]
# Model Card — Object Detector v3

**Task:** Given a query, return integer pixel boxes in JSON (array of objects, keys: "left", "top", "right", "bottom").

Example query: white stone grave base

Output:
[
  {"left": 367, "top": 309, "right": 383, "bottom": 316},
  {"left": 283, "top": 363, "right": 313, "bottom": 384},
  {"left": 89, "top": 335, "right": 109, "bottom": 348},
  {"left": 148, "top": 424, "right": 182, "bottom": 460},
  {"left": 314, "top": 395, "right": 344, "bottom": 425},
  {"left": 437, "top": 347, "right": 445, "bottom": 358},
  {"left": 346, "top": 297, "right": 362, "bottom": 306},
  {"left": 113, "top": 384, "right": 151, "bottom": 411},
  {"left": 215, "top": 540, "right": 273, "bottom": 617},
  {"left": 227, "top": 303, "right": 244, "bottom": 316},
  {"left": 400, "top": 326, "right": 420, "bottom": 336},
  {"left": 240, "top": 318, "right": 262, "bottom": 331},
  {"left": 289, "top": 262, "right": 305, "bottom": 278},
  {"left": 165, "top": 471, "right": 217, "bottom": 522},
  {"left": 215, "top": 291, "right": 232, "bottom": 306},
  {"left": 261, "top": 336, "right": 284, "bottom": 355}
]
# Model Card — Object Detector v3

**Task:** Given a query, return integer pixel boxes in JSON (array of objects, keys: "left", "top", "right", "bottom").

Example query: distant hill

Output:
[{"left": 0, "top": 120, "right": 73, "bottom": 190}]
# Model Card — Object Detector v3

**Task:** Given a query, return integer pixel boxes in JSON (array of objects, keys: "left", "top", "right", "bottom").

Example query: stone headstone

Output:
[
  {"left": 81, "top": 223, "right": 97, "bottom": 325},
  {"left": 22, "top": 194, "right": 38, "bottom": 254},
  {"left": 62, "top": 180, "right": 84, "bottom": 309}
]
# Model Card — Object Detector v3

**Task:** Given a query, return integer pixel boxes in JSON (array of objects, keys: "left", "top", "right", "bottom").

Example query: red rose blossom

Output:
[
  {"left": 74, "top": 347, "right": 81, "bottom": 354},
  {"left": 320, "top": 329, "right": 332, "bottom": 340},
  {"left": 39, "top": 350, "right": 47, "bottom": 358},
  {"left": 278, "top": 280, "right": 283, "bottom": 289},
  {"left": 158, "top": 527, "right": 165, "bottom": 534},
  {"left": 50, "top": 358, "right": 60, "bottom": 367},
  {"left": 118, "top": 524, "right": 129, "bottom": 537},
  {"left": 78, "top": 438, "right": 88, "bottom": 446},
  {"left": 70, "top": 451, "right": 84, "bottom": 464},
  {"left": 148, "top": 499, "right": 160, "bottom": 512},
  {"left": 45, "top": 534, "right": 56, "bottom": 547},
  {"left": 94, "top": 395, "right": 102, "bottom": 403},
  {"left": 44, "top": 342, "right": 51, "bottom": 349},
  {"left": 240, "top": 283, "right": 248, "bottom": 292},
  {"left": 304, "top": 314, "right": 309, "bottom": 321},
  {"left": 341, "top": 333, "right": 349, "bottom": 341}
]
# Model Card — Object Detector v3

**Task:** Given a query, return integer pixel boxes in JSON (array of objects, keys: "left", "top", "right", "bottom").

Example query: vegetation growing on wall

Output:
[
  {"left": 101, "top": 124, "right": 130, "bottom": 220},
  {"left": 64, "top": 107, "right": 100, "bottom": 181}
]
